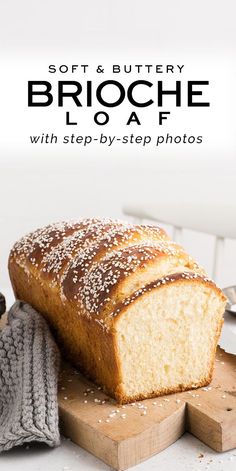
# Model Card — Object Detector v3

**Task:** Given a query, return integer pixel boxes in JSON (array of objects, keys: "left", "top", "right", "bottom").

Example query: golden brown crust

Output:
[
  {"left": 9, "top": 218, "right": 173, "bottom": 323},
  {"left": 9, "top": 255, "right": 122, "bottom": 396},
  {"left": 61, "top": 228, "right": 170, "bottom": 305},
  {"left": 8, "top": 218, "right": 226, "bottom": 404}
]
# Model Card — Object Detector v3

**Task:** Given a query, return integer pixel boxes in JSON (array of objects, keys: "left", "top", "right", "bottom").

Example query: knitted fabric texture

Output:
[{"left": 0, "top": 300, "right": 60, "bottom": 451}]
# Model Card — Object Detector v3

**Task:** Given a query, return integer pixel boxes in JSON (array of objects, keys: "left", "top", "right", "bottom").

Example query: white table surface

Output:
[{"left": 1, "top": 433, "right": 236, "bottom": 471}]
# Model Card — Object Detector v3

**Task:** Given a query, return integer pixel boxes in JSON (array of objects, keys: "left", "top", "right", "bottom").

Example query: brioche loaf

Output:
[{"left": 8, "top": 218, "right": 226, "bottom": 403}]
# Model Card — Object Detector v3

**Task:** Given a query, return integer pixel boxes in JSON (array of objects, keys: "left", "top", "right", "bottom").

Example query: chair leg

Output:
[
  {"left": 173, "top": 226, "right": 183, "bottom": 244},
  {"left": 212, "top": 236, "right": 224, "bottom": 282}
]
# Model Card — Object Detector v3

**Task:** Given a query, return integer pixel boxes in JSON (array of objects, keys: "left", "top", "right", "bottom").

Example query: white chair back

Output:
[{"left": 123, "top": 202, "right": 236, "bottom": 283}]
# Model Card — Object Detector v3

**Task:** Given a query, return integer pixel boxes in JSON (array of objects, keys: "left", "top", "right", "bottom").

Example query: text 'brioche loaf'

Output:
[{"left": 8, "top": 218, "right": 226, "bottom": 403}]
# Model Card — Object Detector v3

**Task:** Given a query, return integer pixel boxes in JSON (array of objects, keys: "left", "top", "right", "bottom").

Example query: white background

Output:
[{"left": 0, "top": 1, "right": 236, "bottom": 470}]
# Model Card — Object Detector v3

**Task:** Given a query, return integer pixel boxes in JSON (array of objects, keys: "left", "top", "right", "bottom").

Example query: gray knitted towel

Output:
[{"left": 0, "top": 300, "right": 60, "bottom": 451}]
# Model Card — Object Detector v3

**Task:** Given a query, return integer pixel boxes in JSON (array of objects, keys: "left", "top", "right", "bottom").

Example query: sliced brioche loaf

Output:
[{"left": 8, "top": 218, "right": 226, "bottom": 403}]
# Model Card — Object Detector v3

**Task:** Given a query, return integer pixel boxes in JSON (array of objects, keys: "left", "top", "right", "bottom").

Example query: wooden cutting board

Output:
[
  {"left": 0, "top": 314, "right": 235, "bottom": 469},
  {"left": 58, "top": 348, "right": 236, "bottom": 470}
]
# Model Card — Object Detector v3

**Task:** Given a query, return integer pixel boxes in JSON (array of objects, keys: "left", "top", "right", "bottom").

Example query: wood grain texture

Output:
[{"left": 58, "top": 348, "right": 236, "bottom": 469}]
